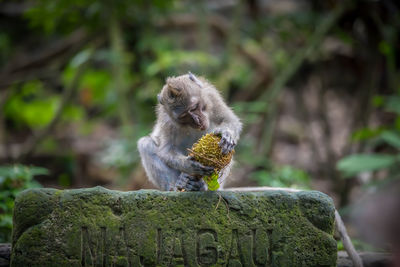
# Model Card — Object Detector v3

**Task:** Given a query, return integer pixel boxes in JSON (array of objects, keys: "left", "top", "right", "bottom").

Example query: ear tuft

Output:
[{"left": 188, "top": 71, "right": 203, "bottom": 88}]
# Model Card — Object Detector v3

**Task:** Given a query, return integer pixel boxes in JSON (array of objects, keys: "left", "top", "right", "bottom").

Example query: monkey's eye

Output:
[
  {"left": 178, "top": 112, "right": 189, "bottom": 119},
  {"left": 189, "top": 104, "right": 199, "bottom": 112},
  {"left": 202, "top": 104, "right": 207, "bottom": 111}
]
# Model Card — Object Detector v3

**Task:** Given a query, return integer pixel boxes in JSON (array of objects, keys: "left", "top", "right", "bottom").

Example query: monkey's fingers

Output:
[
  {"left": 219, "top": 133, "right": 236, "bottom": 154},
  {"left": 190, "top": 161, "right": 214, "bottom": 176},
  {"left": 220, "top": 141, "right": 233, "bottom": 154},
  {"left": 219, "top": 136, "right": 228, "bottom": 148},
  {"left": 174, "top": 174, "right": 190, "bottom": 191},
  {"left": 186, "top": 179, "right": 206, "bottom": 191}
]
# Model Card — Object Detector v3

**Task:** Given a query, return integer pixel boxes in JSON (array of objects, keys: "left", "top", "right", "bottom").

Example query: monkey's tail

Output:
[{"left": 335, "top": 210, "right": 364, "bottom": 267}]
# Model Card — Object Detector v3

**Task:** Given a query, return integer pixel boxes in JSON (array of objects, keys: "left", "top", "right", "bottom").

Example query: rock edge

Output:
[{"left": 11, "top": 187, "right": 337, "bottom": 266}]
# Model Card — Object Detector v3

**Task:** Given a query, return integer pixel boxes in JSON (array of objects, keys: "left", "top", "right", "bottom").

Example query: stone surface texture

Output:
[{"left": 11, "top": 187, "right": 337, "bottom": 266}]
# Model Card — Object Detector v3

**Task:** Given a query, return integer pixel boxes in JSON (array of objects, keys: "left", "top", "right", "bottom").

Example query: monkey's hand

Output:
[
  {"left": 214, "top": 130, "right": 236, "bottom": 154},
  {"left": 174, "top": 173, "right": 207, "bottom": 191},
  {"left": 183, "top": 156, "right": 214, "bottom": 176}
]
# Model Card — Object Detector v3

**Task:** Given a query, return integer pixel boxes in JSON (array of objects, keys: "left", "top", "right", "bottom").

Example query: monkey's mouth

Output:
[
  {"left": 188, "top": 112, "right": 207, "bottom": 130},
  {"left": 189, "top": 121, "right": 207, "bottom": 131},
  {"left": 198, "top": 124, "right": 207, "bottom": 131},
  {"left": 189, "top": 122, "right": 206, "bottom": 131}
]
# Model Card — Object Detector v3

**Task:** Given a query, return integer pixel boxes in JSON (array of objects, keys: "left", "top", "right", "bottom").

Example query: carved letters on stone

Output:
[{"left": 80, "top": 227, "right": 271, "bottom": 266}]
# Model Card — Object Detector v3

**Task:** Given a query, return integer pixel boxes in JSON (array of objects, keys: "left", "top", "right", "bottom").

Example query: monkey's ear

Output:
[
  {"left": 167, "top": 85, "right": 182, "bottom": 98},
  {"left": 188, "top": 71, "right": 203, "bottom": 87},
  {"left": 157, "top": 94, "right": 164, "bottom": 105}
]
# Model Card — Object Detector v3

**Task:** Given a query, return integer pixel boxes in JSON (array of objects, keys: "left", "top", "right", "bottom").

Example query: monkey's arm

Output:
[{"left": 209, "top": 93, "right": 242, "bottom": 154}]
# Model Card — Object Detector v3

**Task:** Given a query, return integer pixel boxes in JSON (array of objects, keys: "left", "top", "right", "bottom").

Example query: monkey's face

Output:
[
  {"left": 174, "top": 99, "right": 209, "bottom": 131},
  {"left": 159, "top": 75, "right": 210, "bottom": 131}
]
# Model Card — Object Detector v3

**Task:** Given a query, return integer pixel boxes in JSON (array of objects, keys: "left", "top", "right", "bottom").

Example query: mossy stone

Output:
[{"left": 11, "top": 187, "right": 337, "bottom": 266}]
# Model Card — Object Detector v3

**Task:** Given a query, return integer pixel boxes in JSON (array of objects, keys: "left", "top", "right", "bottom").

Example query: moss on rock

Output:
[{"left": 11, "top": 187, "right": 337, "bottom": 266}]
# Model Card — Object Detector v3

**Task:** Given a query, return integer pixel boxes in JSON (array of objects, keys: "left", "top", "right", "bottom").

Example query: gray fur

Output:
[{"left": 138, "top": 73, "right": 242, "bottom": 191}]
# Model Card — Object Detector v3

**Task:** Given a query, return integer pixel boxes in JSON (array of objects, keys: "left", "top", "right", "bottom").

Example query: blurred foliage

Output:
[
  {"left": 338, "top": 153, "right": 399, "bottom": 177},
  {"left": 0, "top": 165, "right": 47, "bottom": 242},
  {"left": 251, "top": 165, "right": 311, "bottom": 189},
  {"left": 337, "top": 94, "right": 400, "bottom": 184},
  {"left": 0, "top": 1, "right": 398, "bottom": 256},
  {"left": 25, "top": 0, "right": 174, "bottom": 34},
  {"left": 0, "top": 0, "right": 399, "bottom": 209},
  {"left": 4, "top": 81, "right": 58, "bottom": 129}
]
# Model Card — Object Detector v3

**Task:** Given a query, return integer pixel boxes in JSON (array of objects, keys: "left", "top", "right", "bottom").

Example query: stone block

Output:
[{"left": 11, "top": 187, "right": 337, "bottom": 266}]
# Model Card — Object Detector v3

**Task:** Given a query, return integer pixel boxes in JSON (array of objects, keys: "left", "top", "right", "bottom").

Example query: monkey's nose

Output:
[{"left": 190, "top": 113, "right": 201, "bottom": 126}]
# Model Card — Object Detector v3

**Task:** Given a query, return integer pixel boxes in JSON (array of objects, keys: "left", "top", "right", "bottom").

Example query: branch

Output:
[
  {"left": 0, "top": 29, "right": 87, "bottom": 90},
  {"left": 257, "top": 2, "right": 351, "bottom": 156},
  {"left": 109, "top": 12, "right": 135, "bottom": 135},
  {"left": 18, "top": 49, "right": 94, "bottom": 160}
]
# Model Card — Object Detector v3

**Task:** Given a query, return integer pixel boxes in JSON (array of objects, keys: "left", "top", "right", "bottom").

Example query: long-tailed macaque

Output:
[{"left": 138, "top": 72, "right": 242, "bottom": 191}]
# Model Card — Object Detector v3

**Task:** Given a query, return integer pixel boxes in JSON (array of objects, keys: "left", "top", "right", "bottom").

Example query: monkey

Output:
[{"left": 138, "top": 72, "right": 242, "bottom": 191}]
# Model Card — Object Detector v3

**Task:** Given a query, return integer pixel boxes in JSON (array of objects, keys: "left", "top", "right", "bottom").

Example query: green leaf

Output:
[
  {"left": 4, "top": 81, "right": 59, "bottom": 129},
  {"left": 27, "top": 166, "right": 49, "bottom": 176},
  {"left": 203, "top": 172, "right": 220, "bottom": 191},
  {"left": 337, "top": 154, "right": 398, "bottom": 177},
  {"left": 380, "top": 131, "right": 400, "bottom": 149},
  {"left": 62, "top": 105, "right": 85, "bottom": 121},
  {"left": 378, "top": 41, "right": 393, "bottom": 57},
  {"left": 395, "top": 117, "right": 400, "bottom": 132},
  {"left": 207, "top": 179, "right": 220, "bottom": 191},
  {"left": 372, "top": 95, "right": 384, "bottom": 107},
  {"left": 352, "top": 127, "right": 384, "bottom": 141},
  {"left": 385, "top": 96, "right": 400, "bottom": 115},
  {"left": 250, "top": 166, "right": 311, "bottom": 189},
  {"left": 0, "top": 164, "right": 45, "bottom": 242}
]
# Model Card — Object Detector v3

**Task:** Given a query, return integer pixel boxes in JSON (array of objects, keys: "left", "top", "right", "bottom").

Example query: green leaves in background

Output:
[
  {"left": 4, "top": 81, "right": 58, "bottom": 129},
  {"left": 63, "top": 64, "right": 113, "bottom": 108},
  {"left": 146, "top": 50, "right": 219, "bottom": 76},
  {"left": 381, "top": 131, "right": 400, "bottom": 149},
  {"left": 338, "top": 130, "right": 400, "bottom": 177},
  {"left": 233, "top": 101, "right": 269, "bottom": 124},
  {"left": 384, "top": 96, "right": 400, "bottom": 115},
  {"left": 340, "top": 89, "right": 400, "bottom": 179},
  {"left": 337, "top": 154, "right": 399, "bottom": 177},
  {"left": 25, "top": 0, "right": 175, "bottom": 34},
  {"left": 351, "top": 127, "right": 384, "bottom": 142},
  {"left": 0, "top": 165, "right": 47, "bottom": 242},
  {"left": 251, "top": 165, "right": 311, "bottom": 189}
]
